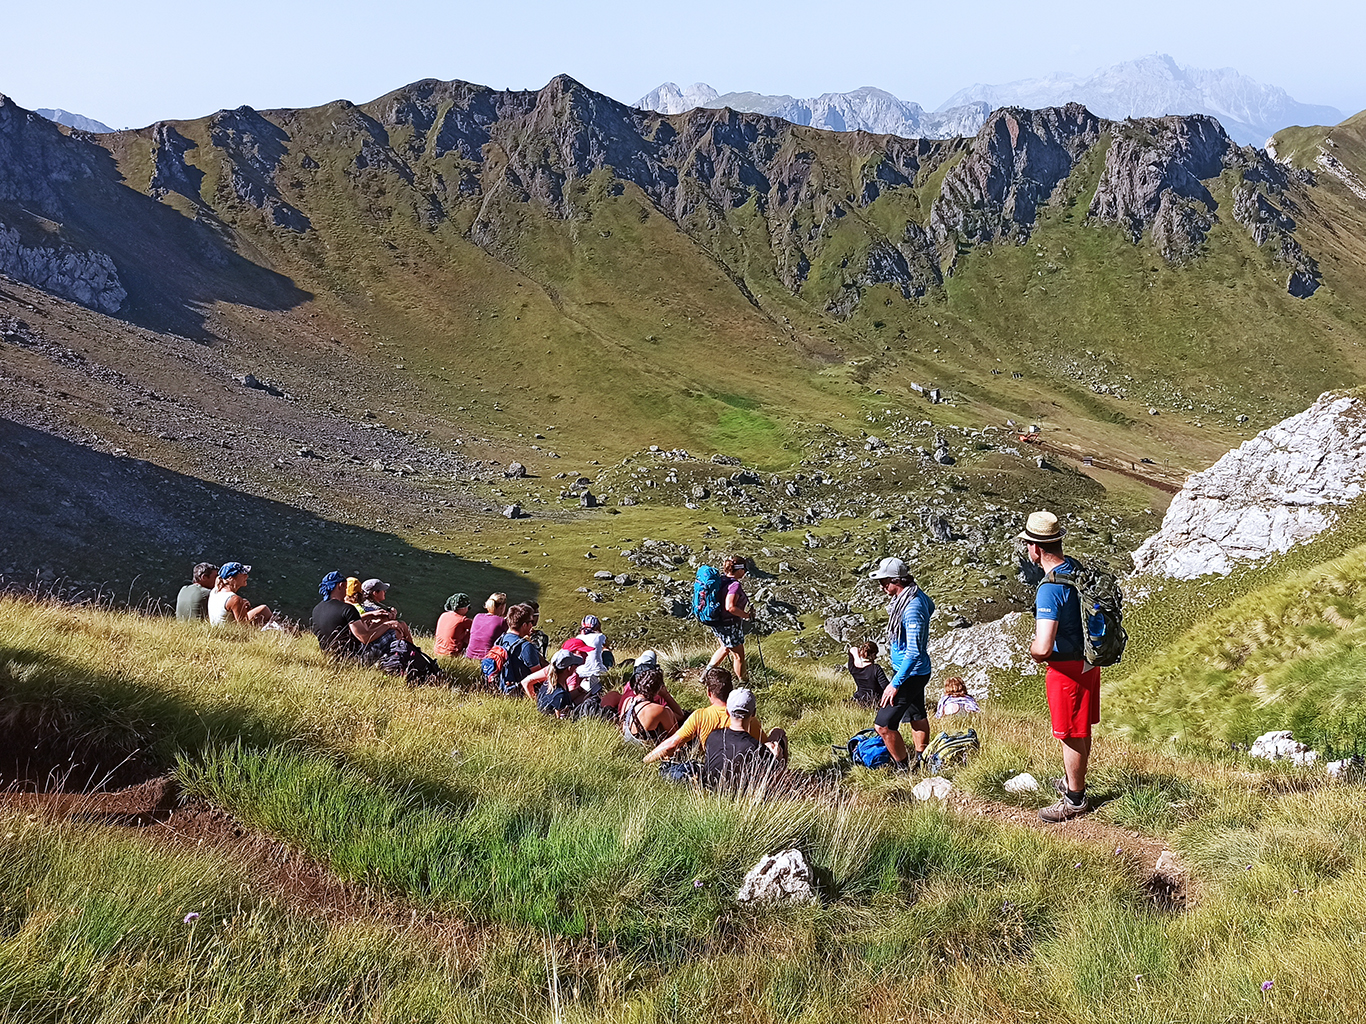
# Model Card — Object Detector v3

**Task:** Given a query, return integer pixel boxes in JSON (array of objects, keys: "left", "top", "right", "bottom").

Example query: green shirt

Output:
[{"left": 175, "top": 583, "right": 211, "bottom": 621}]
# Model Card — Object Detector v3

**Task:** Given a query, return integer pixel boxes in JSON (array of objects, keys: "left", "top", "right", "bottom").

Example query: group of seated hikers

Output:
[{"left": 176, "top": 563, "right": 972, "bottom": 787}]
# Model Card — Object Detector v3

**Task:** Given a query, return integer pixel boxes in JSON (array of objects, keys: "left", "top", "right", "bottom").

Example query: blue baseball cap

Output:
[
  {"left": 220, "top": 562, "right": 250, "bottom": 579},
  {"left": 318, "top": 571, "right": 345, "bottom": 598}
]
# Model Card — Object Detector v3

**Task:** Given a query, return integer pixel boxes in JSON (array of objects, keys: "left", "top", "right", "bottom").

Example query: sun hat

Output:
[
  {"left": 580, "top": 614, "right": 601, "bottom": 632},
  {"left": 361, "top": 578, "right": 391, "bottom": 595},
  {"left": 551, "top": 648, "right": 586, "bottom": 671},
  {"left": 318, "top": 571, "right": 345, "bottom": 599},
  {"left": 1018, "top": 511, "right": 1067, "bottom": 544},
  {"left": 219, "top": 561, "right": 250, "bottom": 579},
  {"left": 634, "top": 649, "right": 659, "bottom": 670},
  {"left": 868, "top": 556, "right": 909, "bottom": 581},
  {"left": 445, "top": 592, "right": 470, "bottom": 612},
  {"left": 726, "top": 687, "right": 757, "bottom": 717}
]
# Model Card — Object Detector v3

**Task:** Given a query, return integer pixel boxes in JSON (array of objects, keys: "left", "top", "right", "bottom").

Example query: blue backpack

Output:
[
  {"left": 481, "top": 636, "right": 531, "bottom": 694},
  {"left": 844, "top": 728, "right": 892, "bottom": 769},
  {"left": 693, "top": 566, "right": 728, "bottom": 625}
]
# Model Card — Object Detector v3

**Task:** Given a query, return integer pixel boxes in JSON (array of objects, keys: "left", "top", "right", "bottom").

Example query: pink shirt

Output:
[{"left": 464, "top": 613, "right": 506, "bottom": 659}]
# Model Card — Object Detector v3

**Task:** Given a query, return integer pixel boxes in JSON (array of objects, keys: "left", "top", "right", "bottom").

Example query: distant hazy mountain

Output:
[
  {"left": 635, "top": 82, "right": 989, "bottom": 139},
  {"left": 939, "top": 54, "right": 1342, "bottom": 146},
  {"left": 35, "top": 108, "right": 114, "bottom": 133}
]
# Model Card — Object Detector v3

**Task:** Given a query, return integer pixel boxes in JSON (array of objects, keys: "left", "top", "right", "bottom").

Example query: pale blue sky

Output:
[{"left": 5, "top": 0, "right": 1362, "bottom": 128}]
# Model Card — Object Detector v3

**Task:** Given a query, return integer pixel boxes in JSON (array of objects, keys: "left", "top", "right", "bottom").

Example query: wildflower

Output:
[
  {"left": 693, "top": 879, "right": 704, "bottom": 888},
  {"left": 1074, "top": 862, "right": 1082, "bottom": 869},
  {"left": 1261, "top": 980, "right": 1274, "bottom": 992},
  {"left": 183, "top": 912, "right": 200, "bottom": 924},
  {"left": 1115, "top": 846, "right": 1122, "bottom": 855}
]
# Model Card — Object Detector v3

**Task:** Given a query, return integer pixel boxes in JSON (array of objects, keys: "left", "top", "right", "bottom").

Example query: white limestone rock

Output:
[
  {"left": 913, "top": 777, "right": 953, "bottom": 801},
  {"left": 1003, "top": 772, "right": 1040, "bottom": 793},
  {"left": 1132, "top": 392, "right": 1366, "bottom": 580},
  {"left": 736, "top": 849, "right": 818, "bottom": 905},
  {"left": 1249, "top": 730, "right": 1319, "bottom": 767},
  {"left": 928, "top": 611, "right": 1037, "bottom": 698}
]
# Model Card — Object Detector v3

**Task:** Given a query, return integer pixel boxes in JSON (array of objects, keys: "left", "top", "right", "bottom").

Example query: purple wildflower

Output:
[
  {"left": 1261, "top": 980, "right": 1274, "bottom": 992},
  {"left": 183, "top": 912, "right": 200, "bottom": 924},
  {"left": 693, "top": 879, "right": 703, "bottom": 888}
]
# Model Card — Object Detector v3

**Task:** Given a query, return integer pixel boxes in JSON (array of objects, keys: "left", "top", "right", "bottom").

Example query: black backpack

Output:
[{"left": 1041, "top": 561, "right": 1127, "bottom": 667}]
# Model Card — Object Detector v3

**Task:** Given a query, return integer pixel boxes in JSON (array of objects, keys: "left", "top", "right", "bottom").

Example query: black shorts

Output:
[{"left": 873, "top": 674, "right": 930, "bottom": 730}]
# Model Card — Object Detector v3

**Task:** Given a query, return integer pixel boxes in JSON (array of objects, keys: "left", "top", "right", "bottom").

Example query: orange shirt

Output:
[{"left": 673, "top": 704, "right": 763, "bottom": 749}]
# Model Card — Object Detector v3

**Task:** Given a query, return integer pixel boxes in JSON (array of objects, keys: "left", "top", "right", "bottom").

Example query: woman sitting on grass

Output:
[
  {"left": 523, "top": 649, "right": 622, "bottom": 719},
  {"left": 935, "top": 676, "right": 980, "bottom": 717},
  {"left": 619, "top": 667, "right": 679, "bottom": 746},
  {"left": 464, "top": 593, "right": 508, "bottom": 660}
]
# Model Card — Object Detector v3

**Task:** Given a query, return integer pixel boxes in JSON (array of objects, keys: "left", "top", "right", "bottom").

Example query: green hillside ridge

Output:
[{"left": 5, "top": 598, "right": 1366, "bottom": 1021}]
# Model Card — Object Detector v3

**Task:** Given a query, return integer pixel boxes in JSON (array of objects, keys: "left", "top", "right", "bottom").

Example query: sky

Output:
[{"left": 4, "top": 0, "right": 1363, "bottom": 129}]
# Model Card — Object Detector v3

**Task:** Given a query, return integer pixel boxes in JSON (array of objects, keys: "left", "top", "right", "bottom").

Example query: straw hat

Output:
[{"left": 1018, "top": 511, "right": 1066, "bottom": 544}]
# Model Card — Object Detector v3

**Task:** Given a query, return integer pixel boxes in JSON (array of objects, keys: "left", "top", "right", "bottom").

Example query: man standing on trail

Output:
[
  {"left": 1021, "top": 511, "right": 1097, "bottom": 822},
  {"left": 705, "top": 554, "right": 753, "bottom": 684},
  {"left": 868, "top": 557, "right": 934, "bottom": 772}
]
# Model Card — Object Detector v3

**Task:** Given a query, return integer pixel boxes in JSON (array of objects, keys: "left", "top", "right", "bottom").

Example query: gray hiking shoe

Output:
[{"left": 1039, "top": 793, "right": 1089, "bottom": 823}]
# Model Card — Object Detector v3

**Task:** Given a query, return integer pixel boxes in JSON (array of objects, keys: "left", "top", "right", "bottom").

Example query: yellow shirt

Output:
[{"left": 674, "top": 704, "right": 763, "bottom": 749}]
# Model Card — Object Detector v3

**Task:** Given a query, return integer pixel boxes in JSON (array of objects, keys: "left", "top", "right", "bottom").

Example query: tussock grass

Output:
[{"left": 8, "top": 596, "right": 1366, "bottom": 1021}]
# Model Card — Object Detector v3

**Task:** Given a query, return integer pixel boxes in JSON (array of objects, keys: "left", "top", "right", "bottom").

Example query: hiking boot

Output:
[{"left": 1039, "top": 793, "right": 1089, "bottom": 823}]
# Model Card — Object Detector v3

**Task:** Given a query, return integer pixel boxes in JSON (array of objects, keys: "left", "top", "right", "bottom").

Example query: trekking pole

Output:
[{"left": 751, "top": 617, "right": 765, "bottom": 676}]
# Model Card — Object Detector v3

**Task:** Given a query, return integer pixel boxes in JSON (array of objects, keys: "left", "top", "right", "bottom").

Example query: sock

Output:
[{"left": 1067, "top": 788, "right": 1086, "bottom": 804}]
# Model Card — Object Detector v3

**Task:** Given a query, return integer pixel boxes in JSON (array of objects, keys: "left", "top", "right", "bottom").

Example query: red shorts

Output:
[{"left": 1045, "top": 660, "right": 1101, "bottom": 739}]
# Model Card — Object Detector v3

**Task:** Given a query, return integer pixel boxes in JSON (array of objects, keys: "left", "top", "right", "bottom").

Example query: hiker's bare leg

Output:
[
  {"left": 1062, "top": 737, "right": 1091, "bottom": 792},
  {"left": 706, "top": 646, "right": 728, "bottom": 670},
  {"left": 875, "top": 725, "right": 908, "bottom": 763},
  {"left": 909, "top": 717, "right": 930, "bottom": 754},
  {"left": 247, "top": 605, "right": 273, "bottom": 626},
  {"left": 731, "top": 644, "right": 747, "bottom": 683}
]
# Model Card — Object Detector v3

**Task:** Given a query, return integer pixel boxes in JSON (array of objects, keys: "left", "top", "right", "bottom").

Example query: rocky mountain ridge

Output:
[
  {"left": 941, "top": 54, "right": 1344, "bottom": 147},
  {"left": 0, "top": 75, "right": 1328, "bottom": 335},
  {"left": 636, "top": 82, "right": 990, "bottom": 139}
]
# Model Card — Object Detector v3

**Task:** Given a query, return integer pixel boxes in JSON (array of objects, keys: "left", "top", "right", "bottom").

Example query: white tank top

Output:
[{"left": 207, "top": 588, "right": 234, "bottom": 625}]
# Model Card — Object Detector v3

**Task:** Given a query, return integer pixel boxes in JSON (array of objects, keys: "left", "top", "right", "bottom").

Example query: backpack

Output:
[
  {"left": 924, "top": 729, "right": 980, "bottom": 774},
  {"left": 841, "top": 728, "right": 893, "bottom": 770},
  {"left": 693, "top": 566, "right": 728, "bottom": 625},
  {"left": 379, "top": 640, "right": 444, "bottom": 684},
  {"left": 481, "top": 636, "right": 530, "bottom": 693},
  {"left": 1042, "top": 560, "right": 1128, "bottom": 668}
]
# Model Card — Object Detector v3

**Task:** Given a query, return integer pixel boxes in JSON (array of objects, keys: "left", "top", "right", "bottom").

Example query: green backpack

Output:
[
  {"left": 1042, "top": 561, "right": 1128, "bottom": 668},
  {"left": 924, "top": 729, "right": 980, "bottom": 774}
]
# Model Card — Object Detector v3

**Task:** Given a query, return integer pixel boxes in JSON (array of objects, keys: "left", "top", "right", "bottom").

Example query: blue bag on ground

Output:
[{"left": 844, "top": 728, "right": 892, "bottom": 769}]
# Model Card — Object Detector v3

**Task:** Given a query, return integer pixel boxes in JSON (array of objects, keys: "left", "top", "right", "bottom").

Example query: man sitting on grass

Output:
[
  {"left": 311, "top": 570, "right": 411, "bottom": 661},
  {"left": 703, "top": 688, "right": 782, "bottom": 791},
  {"left": 175, "top": 562, "right": 217, "bottom": 621}
]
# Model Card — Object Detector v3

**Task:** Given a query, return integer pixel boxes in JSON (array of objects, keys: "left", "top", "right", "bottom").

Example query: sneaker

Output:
[{"left": 1039, "top": 793, "right": 1089, "bottom": 823}]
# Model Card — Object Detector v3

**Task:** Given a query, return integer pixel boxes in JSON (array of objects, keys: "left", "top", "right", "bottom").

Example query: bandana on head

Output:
[
  {"left": 445, "top": 592, "right": 470, "bottom": 612},
  {"left": 319, "top": 571, "right": 345, "bottom": 599}
]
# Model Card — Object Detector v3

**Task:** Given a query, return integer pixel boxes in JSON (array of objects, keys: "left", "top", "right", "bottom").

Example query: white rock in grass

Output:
[
  {"left": 1249, "top": 730, "right": 1320, "bottom": 766},
  {"left": 1003, "top": 772, "right": 1040, "bottom": 793},
  {"left": 736, "top": 849, "right": 818, "bottom": 905},
  {"left": 1327, "top": 757, "right": 1364, "bottom": 780},
  {"left": 912, "top": 777, "right": 953, "bottom": 801}
]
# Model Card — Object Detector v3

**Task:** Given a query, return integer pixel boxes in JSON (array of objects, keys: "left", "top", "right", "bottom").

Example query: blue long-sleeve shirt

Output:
[{"left": 888, "top": 590, "right": 935, "bottom": 687}]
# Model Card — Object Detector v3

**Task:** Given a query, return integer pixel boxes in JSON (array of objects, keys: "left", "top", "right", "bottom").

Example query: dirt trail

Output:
[{"left": 2, "top": 774, "right": 1192, "bottom": 913}]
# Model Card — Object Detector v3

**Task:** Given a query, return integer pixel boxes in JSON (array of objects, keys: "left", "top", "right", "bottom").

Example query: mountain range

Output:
[
  {"left": 637, "top": 54, "right": 1344, "bottom": 146},
  {"left": 34, "top": 107, "right": 114, "bottom": 133}
]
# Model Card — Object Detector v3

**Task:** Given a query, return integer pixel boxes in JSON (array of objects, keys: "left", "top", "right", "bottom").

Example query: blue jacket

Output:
[{"left": 888, "top": 590, "right": 935, "bottom": 687}]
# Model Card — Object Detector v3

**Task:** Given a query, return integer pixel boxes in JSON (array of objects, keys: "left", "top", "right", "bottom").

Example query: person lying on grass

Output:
[
  {"left": 311, "top": 571, "right": 411, "bottom": 661},
  {"left": 643, "top": 667, "right": 786, "bottom": 766},
  {"left": 620, "top": 667, "right": 679, "bottom": 746},
  {"left": 703, "top": 688, "right": 784, "bottom": 792}
]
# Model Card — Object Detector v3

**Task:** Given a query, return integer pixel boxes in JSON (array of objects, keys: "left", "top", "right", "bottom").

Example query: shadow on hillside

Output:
[
  {"left": 0, "top": 109, "right": 312, "bottom": 340},
  {"left": 0, "top": 419, "right": 528, "bottom": 626}
]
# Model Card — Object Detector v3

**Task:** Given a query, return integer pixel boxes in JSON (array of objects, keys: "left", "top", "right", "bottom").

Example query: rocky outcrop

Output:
[
  {"left": 930, "top": 104, "right": 1103, "bottom": 257},
  {"left": 1133, "top": 391, "right": 1366, "bottom": 579},
  {"left": 1088, "top": 115, "right": 1228, "bottom": 260},
  {"left": 207, "top": 106, "right": 311, "bottom": 231},
  {"left": 927, "top": 611, "right": 1036, "bottom": 697},
  {"left": 0, "top": 224, "right": 125, "bottom": 313},
  {"left": 148, "top": 123, "right": 205, "bottom": 205}
]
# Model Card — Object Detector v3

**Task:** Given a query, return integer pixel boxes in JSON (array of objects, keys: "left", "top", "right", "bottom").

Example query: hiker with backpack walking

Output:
[
  {"left": 868, "top": 557, "right": 935, "bottom": 772},
  {"left": 1021, "top": 510, "right": 1126, "bottom": 823},
  {"left": 699, "top": 554, "right": 753, "bottom": 684}
]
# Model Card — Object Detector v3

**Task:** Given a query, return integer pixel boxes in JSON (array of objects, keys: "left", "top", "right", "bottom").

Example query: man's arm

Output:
[
  {"left": 349, "top": 612, "right": 399, "bottom": 645},
  {"left": 1030, "top": 618, "right": 1058, "bottom": 663}
]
